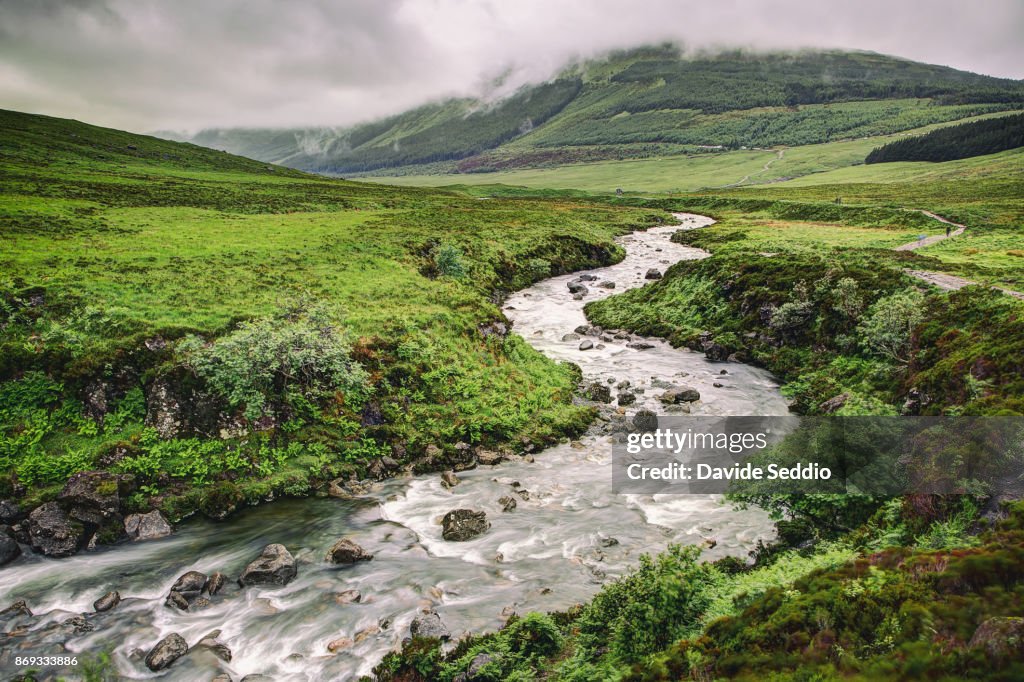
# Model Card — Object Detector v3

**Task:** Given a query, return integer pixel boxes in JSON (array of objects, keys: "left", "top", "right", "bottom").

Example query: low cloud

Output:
[{"left": 1, "top": 0, "right": 1022, "bottom": 132}]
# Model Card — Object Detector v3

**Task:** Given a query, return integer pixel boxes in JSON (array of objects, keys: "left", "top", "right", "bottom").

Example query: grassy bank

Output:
[{"left": 0, "top": 109, "right": 668, "bottom": 529}]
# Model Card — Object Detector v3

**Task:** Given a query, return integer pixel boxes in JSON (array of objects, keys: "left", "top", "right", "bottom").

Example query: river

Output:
[{"left": 0, "top": 213, "right": 789, "bottom": 681}]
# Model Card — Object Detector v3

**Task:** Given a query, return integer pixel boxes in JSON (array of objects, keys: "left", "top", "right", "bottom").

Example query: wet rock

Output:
[
  {"left": 28, "top": 502, "right": 84, "bottom": 557},
  {"left": 238, "top": 544, "right": 297, "bottom": 586},
  {"left": 516, "top": 489, "right": 531, "bottom": 501},
  {"left": 145, "top": 633, "right": 188, "bottom": 671},
  {"left": 410, "top": 609, "right": 450, "bottom": 640},
  {"left": 626, "top": 341, "right": 655, "bottom": 350},
  {"left": 659, "top": 387, "right": 701, "bottom": 404},
  {"left": 194, "top": 631, "right": 233, "bottom": 662},
  {"left": 523, "top": 454, "right": 535, "bottom": 463},
  {"left": 561, "top": 333, "right": 580, "bottom": 342},
  {"left": 579, "top": 274, "right": 598, "bottom": 282},
  {"left": 0, "top": 534, "right": 20, "bottom": 566},
  {"left": 441, "top": 470, "right": 460, "bottom": 488},
  {"left": 572, "top": 293, "right": 584, "bottom": 300},
  {"left": 475, "top": 449, "right": 504, "bottom": 466},
  {"left": 701, "top": 537, "right": 718, "bottom": 549},
  {"left": 645, "top": 268, "right": 662, "bottom": 280},
  {"left": 616, "top": 380, "right": 631, "bottom": 390},
  {"left": 94, "top": 591, "right": 120, "bottom": 612},
  {"left": 578, "top": 339, "right": 594, "bottom": 351},
  {"left": 327, "top": 636, "right": 353, "bottom": 652},
  {"left": 498, "top": 496, "right": 517, "bottom": 512},
  {"left": 720, "top": 369, "right": 728, "bottom": 375},
  {"left": 566, "top": 281, "right": 588, "bottom": 294},
  {"left": 171, "top": 570, "right": 208, "bottom": 598},
  {"left": 0, "top": 599, "right": 32, "bottom": 622},
  {"left": 211, "top": 675, "right": 233, "bottom": 682},
  {"left": 713, "top": 382, "right": 724, "bottom": 388},
  {"left": 205, "top": 571, "right": 227, "bottom": 596},
  {"left": 574, "top": 324, "right": 592, "bottom": 335},
  {"left": 632, "top": 409, "right": 659, "bottom": 432},
  {"left": 124, "top": 510, "right": 172, "bottom": 541},
  {"left": 597, "top": 280, "right": 616, "bottom": 289},
  {"left": 367, "top": 459, "right": 387, "bottom": 480},
  {"left": 703, "top": 341, "right": 731, "bottom": 362},
  {"left": 165, "top": 591, "right": 190, "bottom": 610},
  {"left": 381, "top": 455, "right": 401, "bottom": 471},
  {"left": 617, "top": 392, "right": 636, "bottom": 406},
  {"left": 240, "top": 676, "right": 273, "bottom": 682},
  {"left": 191, "top": 596, "right": 212, "bottom": 610},
  {"left": 441, "top": 509, "right": 490, "bottom": 542},
  {"left": 600, "top": 536, "right": 619, "bottom": 547},
  {"left": 450, "top": 442, "right": 477, "bottom": 471},
  {"left": 326, "top": 538, "right": 373, "bottom": 565},
  {"left": 583, "top": 382, "right": 612, "bottom": 403},
  {"left": 969, "top": 617, "right": 1024, "bottom": 661},
  {"left": 334, "top": 589, "right": 362, "bottom": 605},
  {"left": 0, "top": 500, "right": 24, "bottom": 524}
]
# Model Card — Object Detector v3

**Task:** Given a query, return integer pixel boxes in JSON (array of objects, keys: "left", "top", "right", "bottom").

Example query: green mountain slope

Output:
[{"left": 160, "top": 47, "right": 1024, "bottom": 175}]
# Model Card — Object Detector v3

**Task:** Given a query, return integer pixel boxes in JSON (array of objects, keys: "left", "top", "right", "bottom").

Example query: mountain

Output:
[{"left": 158, "top": 47, "right": 1024, "bottom": 176}]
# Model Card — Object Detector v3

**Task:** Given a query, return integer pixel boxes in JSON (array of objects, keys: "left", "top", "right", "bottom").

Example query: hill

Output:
[
  {"left": 159, "top": 47, "right": 1024, "bottom": 175},
  {"left": 0, "top": 108, "right": 664, "bottom": 533}
]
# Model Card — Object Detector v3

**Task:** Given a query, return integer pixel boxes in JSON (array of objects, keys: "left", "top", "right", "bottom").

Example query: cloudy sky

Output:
[{"left": 2, "top": 0, "right": 1022, "bottom": 133}]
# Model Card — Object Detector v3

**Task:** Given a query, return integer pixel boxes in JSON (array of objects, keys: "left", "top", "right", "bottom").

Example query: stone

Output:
[
  {"left": 124, "top": 510, "right": 172, "bottom": 541},
  {"left": 968, "top": 617, "right": 1024, "bottom": 661},
  {"left": 59, "top": 470, "right": 131, "bottom": 525},
  {"left": 574, "top": 325, "right": 591, "bottom": 335},
  {"left": 818, "top": 393, "right": 850, "bottom": 413},
  {"left": 578, "top": 339, "right": 594, "bottom": 351},
  {"left": 659, "top": 387, "right": 701, "bottom": 404},
  {"left": 94, "top": 591, "right": 120, "bottom": 612},
  {"left": 583, "top": 382, "right": 612, "bottom": 403},
  {"left": 703, "top": 341, "right": 731, "bottom": 362},
  {"left": 617, "top": 392, "right": 636, "bottom": 406},
  {"left": 171, "top": 570, "right": 208, "bottom": 597},
  {"left": 645, "top": 268, "right": 662, "bottom": 280},
  {"left": 632, "top": 409, "right": 659, "bottom": 432},
  {"left": 476, "top": 449, "right": 503, "bottom": 466},
  {"left": 600, "top": 536, "right": 619, "bottom": 547},
  {"left": 334, "top": 589, "right": 362, "bottom": 605},
  {"left": 238, "top": 544, "right": 297, "bottom": 586},
  {"left": 194, "top": 632, "right": 233, "bottom": 662},
  {"left": 28, "top": 502, "right": 84, "bottom": 557},
  {"left": 597, "top": 281, "right": 616, "bottom": 289},
  {"left": 441, "top": 470, "right": 460, "bottom": 488},
  {"left": 145, "top": 633, "right": 188, "bottom": 671},
  {"left": 566, "top": 281, "right": 588, "bottom": 294},
  {"left": 0, "top": 500, "right": 24, "bottom": 524},
  {"left": 410, "top": 610, "right": 450, "bottom": 640},
  {"left": 0, "top": 534, "right": 20, "bottom": 566},
  {"left": 561, "top": 333, "right": 580, "bottom": 342},
  {"left": 205, "top": 571, "right": 227, "bottom": 596},
  {"left": 327, "top": 636, "right": 354, "bottom": 652},
  {"left": 326, "top": 538, "right": 373, "bottom": 565},
  {"left": 441, "top": 509, "right": 490, "bottom": 541},
  {"left": 626, "top": 342, "right": 655, "bottom": 350},
  {"left": 498, "top": 496, "right": 517, "bottom": 512},
  {"left": 165, "top": 591, "right": 190, "bottom": 610}
]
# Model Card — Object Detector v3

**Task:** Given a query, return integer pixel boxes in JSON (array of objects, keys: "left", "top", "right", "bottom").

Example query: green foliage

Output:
[
  {"left": 432, "top": 243, "right": 468, "bottom": 280},
  {"left": 867, "top": 112, "right": 1024, "bottom": 163},
  {"left": 179, "top": 303, "right": 369, "bottom": 421},
  {"left": 857, "top": 289, "right": 926, "bottom": 364}
]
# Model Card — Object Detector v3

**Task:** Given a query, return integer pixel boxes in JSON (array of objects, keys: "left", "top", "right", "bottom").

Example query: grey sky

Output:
[{"left": 1, "top": 0, "right": 1022, "bottom": 133}]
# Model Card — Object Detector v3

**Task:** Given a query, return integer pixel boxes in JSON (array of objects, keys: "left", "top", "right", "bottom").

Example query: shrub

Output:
[
  {"left": 858, "top": 289, "right": 925, "bottom": 364},
  {"left": 433, "top": 243, "right": 467, "bottom": 280},
  {"left": 178, "top": 303, "right": 368, "bottom": 421}
]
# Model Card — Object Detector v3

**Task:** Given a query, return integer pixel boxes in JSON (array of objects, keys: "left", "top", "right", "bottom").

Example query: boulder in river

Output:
[
  {"left": 498, "top": 495, "right": 517, "bottom": 512},
  {"left": 205, "top": 571, "right": 228, "bottom": 596},
  {"left": 93, "top": 591, "right": 120, "bottom": 612},
  {"left": 597, "top": 280, "right": 616, "bottom": 289},
  {"left": 659, "top": 386, "right": 701, "bottom": 404},
  {"left": 441, "top": 509, "right": 490, "bottom": 541},
  {"left": 617, "top": 392, "right": 636, "bottom": 406},
  {"left": 0, "top": 500, "right": 24, "bottom": 524},
  {"left": 632, "top": 409, "right": 659, "bottom": 432},
  {"left": 561, "top": 333, "right": 580, "bottom": 342},
  {"left": 28, "top": 501, "right": 84, "bottom": 557},
  {"left": 441, "top": 470, "right": 460, "bottom": 488},
  {"left": 194, "top": 629, "right": 233, "bottom": 662},
  {"left": 574, "top": 324, "right": 592, "bottom": 335},
  {"left": 124, "top": 510, "right": 172, "bottom": 541},
  {"left": 238, "top": 544, "right": 297, "bottom": 586},
  {"left": 326, "top": 538, "right": 373, "bottom": 565},
  {"left": 566, "top": 281, "right": 588, "bottom": 294},
  {"left": 583, "top": 382, "right": 612, "bottom": 403},
  {"left": 627, "top": 341, "right": 655, "bottom": 350},
  {"left": 578, "top": 339, "right": 594, "bottom": 351},
  {"left": 0, "top": 533, "right": 20, "bottom": 566},
  {"left": 703, "top": 341, "right": 731, "bottom": 362},
  {"left": 410, "top": 609, "right": 451, "bottom": 640},
  {"left": 645, "top": 268, "right": 662, "bottom": 280},
  {"left": 145, "top": 633, "right": 188, "bottom": 671},
  {"left": 475, "top": 448, "right": 504, "bottom": 466},
  {"left": 171, "top": 570, "right": 208, "bottom": 598}
]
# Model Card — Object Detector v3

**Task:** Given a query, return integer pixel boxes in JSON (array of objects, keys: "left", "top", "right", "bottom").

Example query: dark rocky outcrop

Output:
[
  {"left": 0, "top": 500, "right": 24, "bottom": 524},
  {"left": 475, "top": 448, "right": 504, "bottom": 466},
  {"left": 968, "top": 616, "right": 1024, "bottom": 662},
  {"left": 27, "top": 502, "right": 84, "bottom": 557},
  {"left": 617, "top": 392, "right": 636, "bottom": 406},
  {"left": 441, "top": 470, "right": 460, "bottom": 488},
  {"left": 145, "top": 633, "right": 188, "bottom": 671},
  {"left": 410, "top": 609, "right": 450, "bottom": 640},
  {"left": 583, "top": 382, "right": 612, "bottom": 403},
  {"left": 441, "top": 509, "right": 490, "bottom": 541},
  {"left": 0, "top": 533, "right": 20, "bottom": 566},
  {"left": 58, "top": 471, "right": 133, "bottom": 527},
  {"left": 238, "top": 544, "right": 296, "bottom": 586},
  {"left": 645, "top": 268, "right": 662, "bottom": 280},
  {"left": 326, "top": 538, "right": 373, "bottom": 565},
  {"left": 498, "top": 496, "right": 517, "bottom": 512}
]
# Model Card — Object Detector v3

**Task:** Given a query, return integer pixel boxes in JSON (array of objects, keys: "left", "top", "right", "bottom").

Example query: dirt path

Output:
[
  {"left": 716, "top": 149, "right": 785, "bottom": 189},
  {"left": 897, "top": 211, "right": 1024, "bottom": 299}
]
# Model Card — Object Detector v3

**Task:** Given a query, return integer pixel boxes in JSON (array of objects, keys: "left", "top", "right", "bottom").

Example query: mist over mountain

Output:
[{"left": 157, "top": 47, "right": 1024, "bottom": 176}]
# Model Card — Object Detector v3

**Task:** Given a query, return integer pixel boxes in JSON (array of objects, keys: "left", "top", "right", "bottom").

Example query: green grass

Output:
[{"left": 0, "top": 108, "right": 667, "bottom": 520}]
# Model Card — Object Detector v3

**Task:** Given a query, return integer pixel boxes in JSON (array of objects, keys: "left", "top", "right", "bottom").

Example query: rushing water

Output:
[{"left": 0, "top": 214, "right": 789, "bottom": 681}]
